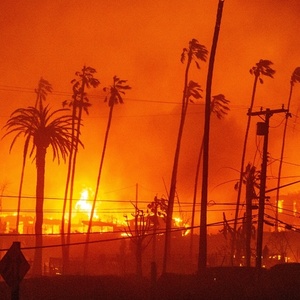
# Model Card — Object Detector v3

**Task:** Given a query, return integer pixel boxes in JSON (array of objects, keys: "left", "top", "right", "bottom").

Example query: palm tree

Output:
[
  {"left": 83, "top": 75, "right": 131, "bottom": 269},
  {"left": 64, "top": 66, "right": 99, "bottom": 236},
  {"left": 163, "top": 38, "right": 207, "bottom": 274},
  {"left": 275, "top": 67, "right": 300, "bottom": 231},
  {"left": 3, "top": 105, "right": 80, "bottom": 275},
  {"left": 232, "top": 59, "right": 275, "bottom": 264},
  {"left": 16, "top": 78, "right": 52, "bottom": 233},
  {"left": 190, "top": 94, "right": 229, "bottom": 256},
  {"left": 34, "top": 78, "right": 53, "bottom": 110},
  {"left": 198, "top": 0, "right": 225, "bottom": 272},
  {"left": 61, "top": 66, "right": 99, "bottom": 273}
]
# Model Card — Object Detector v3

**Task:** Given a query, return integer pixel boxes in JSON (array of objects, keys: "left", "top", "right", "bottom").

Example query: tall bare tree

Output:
[
  {"left": 163, "top": 38, "right": 207, "bottom": 274},
  {"left": 124, "top": 206, "right": 152, "bottom": 278}
]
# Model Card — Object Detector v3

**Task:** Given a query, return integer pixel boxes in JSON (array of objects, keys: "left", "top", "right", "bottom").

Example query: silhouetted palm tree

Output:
[
  {"left": 34, "top": 78, "right": 53, "bottom": 110},
  {"left": 60, "top": 66, "right": 99, "bottom": 274},
  {"left": 199, "top": 0, "right": 225, "bottom": 272},
  {"left": 63, "top": 66, "right": 99, "bottom": 237},
  {"left": 3, "top": 105, "right": 79, "bottom": 275},
  {"left": 275, "top": 67, "right": 300, "bottom": 231},
  {"left": 15, "top": 78, "right": 53, "bottom": 233},
  {"left": 232, "top": 59, "right": 275, "bottom": 263},
  {"left": 83, "top": 76, "right": 131, "bottom": 269},
  {"left": 163, "top": 38, "right": 207, "bottom": 274},
  {"left": 190, "top": 94, "right": 229, "bottom": 256}
]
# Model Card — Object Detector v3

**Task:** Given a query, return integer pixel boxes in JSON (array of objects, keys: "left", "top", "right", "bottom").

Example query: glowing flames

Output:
[
  {"left": 174, "top": 217, "right": 190, "bottom": 236},
  {"left": 74, "top": 188, "right": 98, "bottom": 221}
]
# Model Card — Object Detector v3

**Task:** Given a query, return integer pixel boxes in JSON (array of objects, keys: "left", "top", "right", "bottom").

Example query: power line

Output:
[
  {"left": 4, "top": 211, "right": 300, "bottom": 253},
  {"left": 0, "top": 217, "right": 244, "bottom": 252},
  {"left": 0, "top": 84, "right": 265, "bottom": 111}
]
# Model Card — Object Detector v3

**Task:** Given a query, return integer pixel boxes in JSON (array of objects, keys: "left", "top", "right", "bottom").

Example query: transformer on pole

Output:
[{"left": 248, "top": 107, "right": 287, "bottom": 269}]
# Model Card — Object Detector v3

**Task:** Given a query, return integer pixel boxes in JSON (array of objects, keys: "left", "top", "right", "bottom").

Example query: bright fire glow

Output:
[
  {"left": 174, "top": 217, "right": 190, "bottom": 236},
  {"left": 74, "top": 188, "right": 98, "bottom": 220},
  {"left": 293, "top": 200, "right": 297, "bottom": 216},
  {"left": 278, "top": 200, "right": 284, "bottom": 213}
]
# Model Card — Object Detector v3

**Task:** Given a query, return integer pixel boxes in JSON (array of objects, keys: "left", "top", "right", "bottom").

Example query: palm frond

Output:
[
  {"left": 211, "top": 94, "right": 230, "bottom": 119},
  {"left": 69, "top": 66, "right": 100, "bottom": 115},
  {"left": 3, "top": 105, "right": 81, "bottom": 164},
  {"left": 181, "top": 39, "right": 208, "bottom": 71},
  {"left": 291, "top": 67, "right": 300, "bottom": 84},
  {"left": 103, "top": 76, "right": 131, "bottom": 107},
  {"left": 252, "top": 59, "right": 276, "bottom": 79},
  {"left": 181, "top": 48, "right": 188, "bottom": 63},
  {"left": 186, "top": 80, "right": 202, "bottom": 101}
]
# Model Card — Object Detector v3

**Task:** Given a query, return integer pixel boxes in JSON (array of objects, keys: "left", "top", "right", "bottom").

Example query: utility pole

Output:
[{"left": 249, "top": 107, "right": 288, "bottom": 269}]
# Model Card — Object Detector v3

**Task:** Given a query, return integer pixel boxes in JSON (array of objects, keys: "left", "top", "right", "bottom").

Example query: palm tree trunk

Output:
[
  {"left": 245, "top": 169, "right": 253, "bottom": 267},
  {"left": 16, "top": 91, "right": 41, "bottom": 233},
  {"left": 275, "top": 83, "right": 293, "bottom": 231},
  {"left": 190, "top": 137, "right": 203, "bottom": 257},
  {"left": 32, "top": 146, "right": 46, "bottom": 276},
  {"left": 198, "top": 0, "right": 224, "bottom": 273},
  {"left": 67, "top": 79, "right": 86, "bottom": 253},
  {"left": 61, "top": 104, "right": 77, "bottom": 274},
  {"left": 16, "top": 140, "right": 30, "bottom": 233},
  {"left": 83, "top": 102, "right": 115, "bottom": 272},
  {"left": 231, "top": 74, "right": 259, "bottom": 265},
  {"left": 162, "top": 57, "right": 191, "bottom": 274},
  {"left": 32, "top": 88, "right": 46, "bottom": 276}
]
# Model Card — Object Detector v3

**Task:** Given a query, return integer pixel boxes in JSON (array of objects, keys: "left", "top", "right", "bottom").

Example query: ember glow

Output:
[
  {"left": 173, "top": 217, "right": 190, "bottom": 236},
  {"left": 74, "top": 188, "right": 98, "bottom": 221},
  {"left": 0, "top": 1, "right": 300, "bottom": 237},
  {"left": 75, "top": 189, "right": 90, "bottom": 212}
]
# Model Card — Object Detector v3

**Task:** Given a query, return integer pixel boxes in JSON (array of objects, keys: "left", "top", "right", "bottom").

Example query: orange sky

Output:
[{"left": 0, "top": 0, "right": 300, "bottom": 232}]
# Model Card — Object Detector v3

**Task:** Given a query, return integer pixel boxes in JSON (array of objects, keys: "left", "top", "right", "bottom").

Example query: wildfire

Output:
[
  {"left": 174, "top": 217, "right": 190, "bottom": 236},
  {"left": 74, "top": 188, "right": 98, "bottom": 221}
]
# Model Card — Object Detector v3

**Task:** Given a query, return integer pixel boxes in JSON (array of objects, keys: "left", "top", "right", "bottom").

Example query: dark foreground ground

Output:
[{"left": 1, "top": 264, "right": 300, "bottom": 299}]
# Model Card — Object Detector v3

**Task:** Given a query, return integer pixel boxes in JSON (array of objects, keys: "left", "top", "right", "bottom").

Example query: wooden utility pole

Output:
[{"left": 248, "top": 107, "right": 287, "bottom": 269}]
